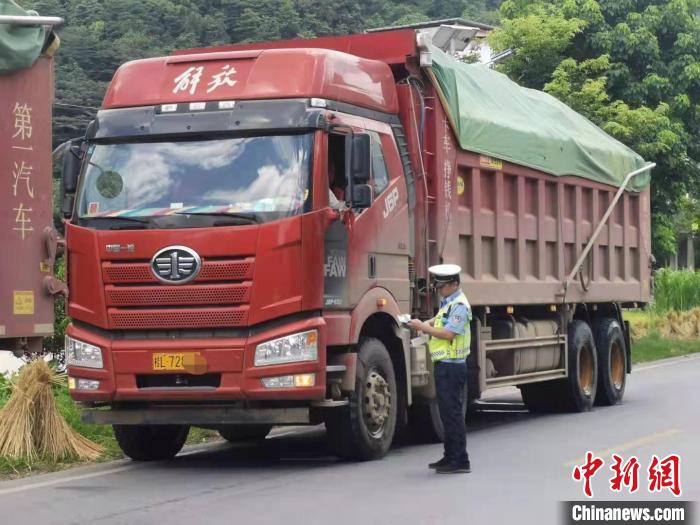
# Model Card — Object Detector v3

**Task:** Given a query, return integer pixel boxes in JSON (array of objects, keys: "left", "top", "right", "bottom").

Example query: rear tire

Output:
[
  {"left": 520, "top": 320, "right": 598, "bottom": 413},
  {"left": 593, "top": 318, "right": 627, "bottom": 406},
  {"left": 218, "top": 425, "right": 272, "bottom": 442},
  {"left": 325, "top": 337, "right": 397, "bottom": 460},
  {"left": 113, "top": 424, "right": 189, "bottom": 461}
]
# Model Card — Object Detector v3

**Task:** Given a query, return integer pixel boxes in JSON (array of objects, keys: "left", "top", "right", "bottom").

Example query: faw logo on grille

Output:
[{"left": 150, "top": 246, "right": 201, "bottom": 284}]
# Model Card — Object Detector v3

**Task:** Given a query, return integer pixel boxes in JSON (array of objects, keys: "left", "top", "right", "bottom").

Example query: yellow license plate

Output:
[{"left": 153, "top": 352, "right": 193, "bottom": 371}]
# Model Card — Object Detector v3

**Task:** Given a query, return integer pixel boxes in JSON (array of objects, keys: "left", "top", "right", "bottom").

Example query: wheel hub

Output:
[
  {"left": 611, "top": 342, "right": 624, "bottom": 389},
  {"left": 364, "top": 369, "right": 391, "bottom": 437},
  {"left": 579, "top": 344, "right": 594, "bottom": 396}
]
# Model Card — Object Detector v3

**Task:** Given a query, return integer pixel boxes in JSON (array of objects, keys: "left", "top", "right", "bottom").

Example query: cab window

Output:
[{"left": 369, "top": 132, "right": 389, "bottom": 196}]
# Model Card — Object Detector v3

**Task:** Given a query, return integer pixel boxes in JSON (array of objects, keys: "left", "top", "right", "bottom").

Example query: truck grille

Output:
[
  {"left": 105, "top": 284, "right": 251, "bottom": 306},
  {"left": 109, "top": 307, "right": 249, "bottom": 329},
  {"left": 102, "top": 258, "right": 254, "bottom": 283},
  {"left": 102, "top": 257, "right": 254, "bottom": 329}
]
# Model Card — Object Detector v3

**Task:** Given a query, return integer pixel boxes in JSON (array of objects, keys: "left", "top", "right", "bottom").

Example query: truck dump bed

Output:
[{"left": 405, "top": 42, "right": 652, "bottom": 308}]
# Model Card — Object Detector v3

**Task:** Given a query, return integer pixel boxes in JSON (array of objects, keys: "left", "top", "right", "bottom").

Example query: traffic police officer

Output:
[{"left": 409, "top": 264, "right": 472, "bottom": 474}]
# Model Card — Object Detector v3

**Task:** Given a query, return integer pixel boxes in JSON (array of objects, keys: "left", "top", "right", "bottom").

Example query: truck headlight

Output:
[
  {"left": 65, "top": 336, "right": 103, "bottom": 369},
  {"left": 254, "top": 330, "right": 318, "bottom": 367}
]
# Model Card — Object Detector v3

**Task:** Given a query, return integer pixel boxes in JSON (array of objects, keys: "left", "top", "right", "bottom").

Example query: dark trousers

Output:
[{"left": 435, "top": 360, "right": 469, "bottom": 465}]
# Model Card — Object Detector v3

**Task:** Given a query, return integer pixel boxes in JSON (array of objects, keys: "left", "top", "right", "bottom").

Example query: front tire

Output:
[
  {"left": 325, "top": 337, "right": 397, "bottom": 460},
  {"left": 113, "top": 424, "right": 189, "bottom": 461},
  {"left": 593, "top": 318, "right": 627, "bottom": 406}
]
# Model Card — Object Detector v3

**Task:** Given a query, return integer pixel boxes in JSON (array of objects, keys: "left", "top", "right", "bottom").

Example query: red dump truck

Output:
[{"left": 60, "top": 25, "right": 653, "bottom": 460}]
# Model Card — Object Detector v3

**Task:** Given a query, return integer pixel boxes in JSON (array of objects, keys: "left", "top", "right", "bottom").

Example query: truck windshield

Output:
[{"left": 75, "top": 133, "right": 313, "bottom": 225}]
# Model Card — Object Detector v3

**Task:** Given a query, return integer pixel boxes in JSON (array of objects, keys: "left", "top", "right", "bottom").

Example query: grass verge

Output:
[
  {"left": 631, "top": 332, "right": 700, "bottom": 364},
  {"left": 626, "top": 310, "right": 700, "bottom": 364}
]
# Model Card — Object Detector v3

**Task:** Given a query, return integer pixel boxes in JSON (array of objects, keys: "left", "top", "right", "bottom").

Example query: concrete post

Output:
[{"left": 687, "top": 235, "right": 695, "bottom": 271}]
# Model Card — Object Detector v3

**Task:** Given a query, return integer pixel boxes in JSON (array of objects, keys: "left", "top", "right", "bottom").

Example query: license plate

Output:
[{"left": 153, "top": 352, "right": 194, "bottom": 371}]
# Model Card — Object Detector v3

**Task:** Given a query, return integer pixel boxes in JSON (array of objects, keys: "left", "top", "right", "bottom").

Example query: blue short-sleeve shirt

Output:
[
  {"left": 438, "top": 289, "right": 471, "bottom": 364},
  {"left": 440, "top": 289, "right": 471, "bottom": 335}
]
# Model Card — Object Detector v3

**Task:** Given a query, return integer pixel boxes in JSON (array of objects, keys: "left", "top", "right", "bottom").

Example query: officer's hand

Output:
[{"left": 407, "top": 319, "right": 426, "bottom": 332}]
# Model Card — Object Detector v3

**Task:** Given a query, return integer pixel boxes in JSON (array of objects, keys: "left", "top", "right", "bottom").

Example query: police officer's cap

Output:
[{"left": 429, "top": 264, "right": 461, "bottom": 285}]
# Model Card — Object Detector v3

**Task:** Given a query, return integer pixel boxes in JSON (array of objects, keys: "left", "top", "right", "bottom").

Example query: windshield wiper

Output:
[
  {"left": 83, "top": 216, "right": 151, "bottom": 229},
  {"left": 173, "top": 211, "right": 260, "bottom": 223}
]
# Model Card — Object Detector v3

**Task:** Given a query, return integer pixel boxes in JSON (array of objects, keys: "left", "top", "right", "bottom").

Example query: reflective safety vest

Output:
[{"left": 428, "top": 292, "right": 472, "bottom": 362}]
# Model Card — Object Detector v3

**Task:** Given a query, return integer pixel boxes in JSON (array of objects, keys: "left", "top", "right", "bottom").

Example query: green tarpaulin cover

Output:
[
  {"left": 428, "top": 45, "right": 650, "bottom": 190},
  {"left": 0, "top": 0, "right": 46, "bottom": 74}
]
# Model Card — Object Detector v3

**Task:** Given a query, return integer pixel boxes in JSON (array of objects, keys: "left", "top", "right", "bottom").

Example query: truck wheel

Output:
[
  {"left": 113, "top": 424, "right": 189, "bottom": 461},
  {"left": 408, "top": 385, "right": 468, "bottom": 443},
  {"left": 519, "top": 381, "right": 559, "bottom": 412},
  {"left": 520, "top": 320, "right": 598, "bottom": 413},
  {"left": 218, "top": 425, "right": 272, "bottom": 442},
  {"left": 325, "top": 337, "right": 397, "bottom": 460},
  {"left": 593, "top": 318, "right": 627, "bottom": 406}
]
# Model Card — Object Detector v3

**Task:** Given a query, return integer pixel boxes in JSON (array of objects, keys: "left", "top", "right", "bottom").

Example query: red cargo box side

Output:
[{"left": 0, "top": 57, "right": 54, "bottom": 342}]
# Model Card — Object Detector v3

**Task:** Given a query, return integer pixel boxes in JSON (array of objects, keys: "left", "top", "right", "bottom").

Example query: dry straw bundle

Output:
[
  {"left": 0, "top": 359, "right": 102, "bottom": 461},
  {"left": 630, "top": 307, "right": 700, "bottom": 341}
]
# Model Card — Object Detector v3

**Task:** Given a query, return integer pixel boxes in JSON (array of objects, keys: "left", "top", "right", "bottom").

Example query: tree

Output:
[{"left": 490, "top": 0, "right": 700, "bottom": 259}]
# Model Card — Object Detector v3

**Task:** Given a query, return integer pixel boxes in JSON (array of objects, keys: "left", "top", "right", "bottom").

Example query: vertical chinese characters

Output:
[{"left": 9, "top": 102, "right": 35, "bottom": 240}]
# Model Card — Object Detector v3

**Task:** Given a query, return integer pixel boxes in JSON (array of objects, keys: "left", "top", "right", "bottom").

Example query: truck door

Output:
[
  {"left": 368, "top": 129, "right": 410, "bottom": 314},
  {"left": 324, "top": 128, "right": 375, "bottom": 309}
]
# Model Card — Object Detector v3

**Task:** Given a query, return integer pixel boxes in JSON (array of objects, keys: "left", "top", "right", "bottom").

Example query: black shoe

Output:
[
  {"left": 435, "top": 462, "right": 471, "bottom": 474},
  {"left": 429, "top": 457, "right": 449, "bottom": 469}
]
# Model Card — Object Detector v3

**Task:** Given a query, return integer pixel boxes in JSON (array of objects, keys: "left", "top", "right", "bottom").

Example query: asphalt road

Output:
[{"left": 1, "top": 355, "right": 698, "bottom": 525}]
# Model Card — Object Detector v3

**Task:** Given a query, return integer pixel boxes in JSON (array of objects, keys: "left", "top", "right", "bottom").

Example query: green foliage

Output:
[
  {"left": 0, "top": 374, "right": 10, "bottom": 407},
  {"left": 630, "top": 330, "right": 700, "bottom": 363},
  {"left": 652, "top": 268, "right": 700, "bottom": 311},
  {"left": 491, "top": 0, "right": 700, "bottom": 260},
  {"left": 43, "top": 257, "right": 68, "bottom": 357},
  {"left": 461, "top": 0, "right": 502, "bottom": 25},
  {"left": 489, "top": 5, "right": 586, "bottom": 87}
]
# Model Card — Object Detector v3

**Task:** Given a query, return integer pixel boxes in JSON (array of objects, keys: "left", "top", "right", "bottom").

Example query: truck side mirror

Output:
[
  {"left": 352, "top": 183, "right": 372, "bottom": 209},
  {"left": 61, "top": 140, "right": 83, "bottom": 193},
  {"left": 61, "top": 194, "right": 75, "bottom": 219},
  {"left": 351, "top": 133, "right": 371, "bottom": 182},
  {"left": 59, "top": 139, "right": 84, "bottom": 218}
]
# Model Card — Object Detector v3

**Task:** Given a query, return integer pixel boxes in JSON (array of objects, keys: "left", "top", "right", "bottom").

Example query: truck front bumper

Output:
[
  {"left": 82, "top": 405, "right": 311, "bottom": 426},
  {"left": 66, "top": 315, "right": 327, "bottom": 403}
]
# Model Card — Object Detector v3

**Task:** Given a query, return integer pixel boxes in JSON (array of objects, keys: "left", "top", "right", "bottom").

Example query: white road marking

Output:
[
  {"left": 564, "top": 428, "right": 682, "bottom": 467},
  {"left": 0, "top": 464, "right": 137, "bottom": 496},
  {"left": 634, "top": 354, "right": 700, "bottom": 372},
  {"left": 0, "top": 441, "right": 227, "bottom": 496}
]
